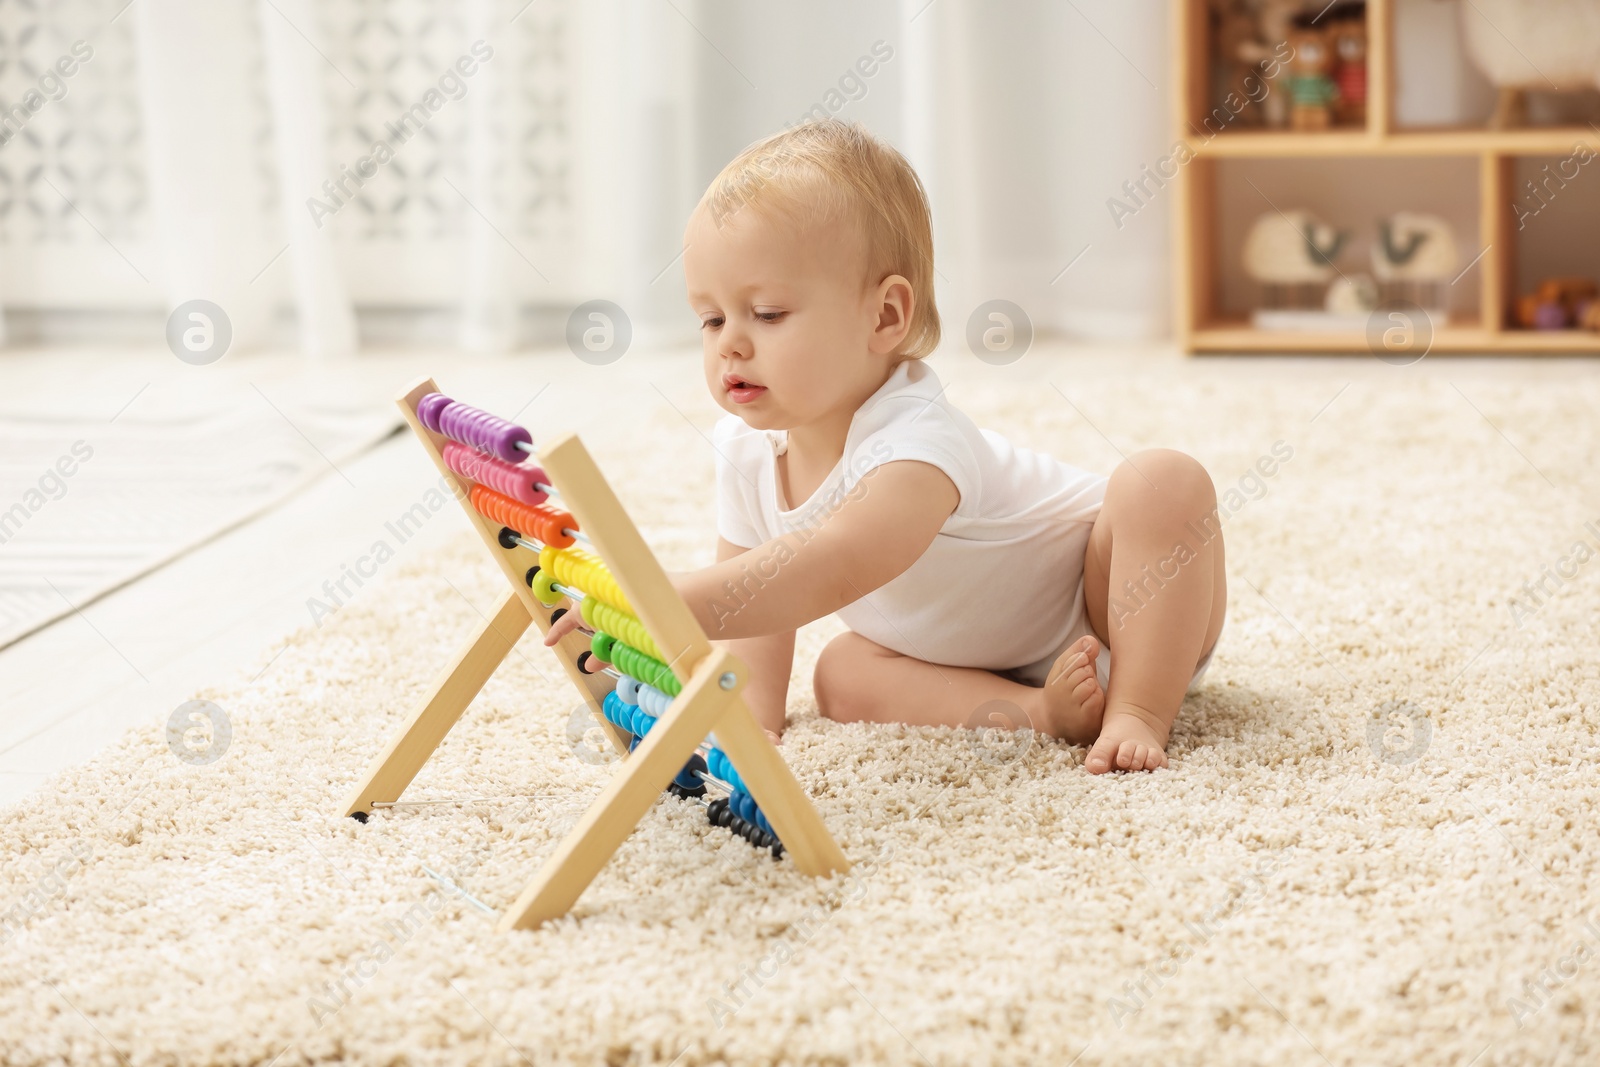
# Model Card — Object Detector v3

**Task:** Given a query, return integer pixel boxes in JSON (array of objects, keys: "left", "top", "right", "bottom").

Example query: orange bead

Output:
[{"left": 470, "top": 485, "right": 576, "bottom": 548}]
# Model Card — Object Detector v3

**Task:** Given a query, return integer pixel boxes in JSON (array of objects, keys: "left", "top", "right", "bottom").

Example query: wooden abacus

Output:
[{"left": 340, "top": 377, "right": 849, "bottom": 931}]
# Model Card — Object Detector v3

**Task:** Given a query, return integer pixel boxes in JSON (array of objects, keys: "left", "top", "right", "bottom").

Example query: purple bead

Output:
[
  {"left": 416, "top": 392, "right": 451, "bottom": 431},
  {"left": 489, "top": 422, "right": 532, "bottom": 463},
  {"left": 433, "top": 397, "right": 532, "bottom": 463}
]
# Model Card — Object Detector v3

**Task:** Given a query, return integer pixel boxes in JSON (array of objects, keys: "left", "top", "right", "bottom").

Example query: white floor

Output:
[
  {"left": 2, "top": 341, "right": 1595, "bottom": 807},
  {"left": 0, "top": 344, "right": 660, "bottom": 806}
]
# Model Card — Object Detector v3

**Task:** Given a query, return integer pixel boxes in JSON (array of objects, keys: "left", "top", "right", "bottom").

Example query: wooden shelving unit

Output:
[{"left": 1173, "top": 0, "right": 1600, "bottom": 354}]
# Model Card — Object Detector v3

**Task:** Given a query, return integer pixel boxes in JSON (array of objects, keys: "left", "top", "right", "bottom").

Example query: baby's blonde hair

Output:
[{"left": 698, "top": 119, "right": 940, "bottom": 361}]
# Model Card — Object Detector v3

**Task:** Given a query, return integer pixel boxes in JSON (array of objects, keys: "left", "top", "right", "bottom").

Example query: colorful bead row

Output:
[
  {"left": 442, "top": 440, "right": 549, "bottom": 507},
  {"left": 539, "top": 544, "right": 631, "bottom": 614},
  {"left": 471, "top": 485, "right": 577, "bottom": 549},
  {"left": 707, "top": 796, "right": 783, "bottom": 857},
  {"left": 615, "top": 675, "right": 673, "bottom": 718},
  {"left": 580, "top": 594, "right": 662, "bottom": 662},
  {"left": 418, "top": 392, "right": 531, "bottom": 464},
  {"left": 725, "top": 788, "right": 775, "bottom": 837},
  {"left": 593, "top": 633, "right": 680, "bottom": 698},
  {"left": 603, "top": 688, "right": 659, "bottom": 740}
]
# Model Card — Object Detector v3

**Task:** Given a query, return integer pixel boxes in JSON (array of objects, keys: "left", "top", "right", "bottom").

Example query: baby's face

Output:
[{"left": 684, "top": 201, "right": 890, "bottom": 432}]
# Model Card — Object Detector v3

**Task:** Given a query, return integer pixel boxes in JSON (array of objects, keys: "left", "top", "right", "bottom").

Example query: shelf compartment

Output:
[{"left": 1190, "top": 127, "right": 1600, "bottom": 158}]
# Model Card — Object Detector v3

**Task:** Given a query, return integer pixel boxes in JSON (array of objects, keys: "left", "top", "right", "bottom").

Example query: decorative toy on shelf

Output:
[
  {"left": 1371, "top": 212, "right": 1458, "bottom": 315},
  {"left": 1329, "top": 5, "right": 1368, "bottom": 126},
  {"left": 1461, "top": 0, "right": 1600, "bottom": 129},
  {"left": 1286, "top": 19, "right": 1340, "bottom": 131},
  {"left": 1244, "top": 209, "right": 1349, "bottom": 310},
  {"left": 1231, "top": 0, "right": 1307, "bottom": 129},
  {"left": 339, "top": 377, "right": 848, "bottom": 931},
  {"left": 1514, "top": 277, "right": 1600, "bottom": 330},
  {"left": 1325, "top": 273, "right": 1379, "bottom": 316}
]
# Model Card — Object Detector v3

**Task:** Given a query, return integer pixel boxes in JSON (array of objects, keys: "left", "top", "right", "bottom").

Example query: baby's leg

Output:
[
  {"left": 813, "top": 632, "right": 1103, "bottom": 744},
  {"left": 1080, "top": 449, "right": 1227, "bottom": 773}
]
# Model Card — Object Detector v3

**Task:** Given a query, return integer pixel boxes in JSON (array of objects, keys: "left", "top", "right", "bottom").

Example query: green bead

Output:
[{"left": 531, "top": 568, "right": 562, "bottom": 607}]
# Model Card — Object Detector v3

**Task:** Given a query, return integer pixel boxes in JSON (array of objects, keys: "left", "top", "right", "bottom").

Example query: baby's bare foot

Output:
[
  {"left": 1085, "top": 704, "right": 1169, "bottom": 774},
  {"left": 1038, "top": 635, "right": 1106, "bottom": 744}
]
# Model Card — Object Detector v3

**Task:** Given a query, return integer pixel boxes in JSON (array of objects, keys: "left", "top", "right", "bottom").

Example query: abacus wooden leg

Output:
[
  {"left": 343, "top": 588, "right": 533, "bottom": 819},
  {"left": 499, "top": 647, "right": 747, "bottom": 931},
  {"left": 710, "top": 701, "right": 850, "bottom": 879}
]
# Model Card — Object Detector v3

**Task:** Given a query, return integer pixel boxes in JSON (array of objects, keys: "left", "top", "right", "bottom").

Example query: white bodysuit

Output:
[{"left": 711, "top": 358, "right": 1216, "bottom": 691}]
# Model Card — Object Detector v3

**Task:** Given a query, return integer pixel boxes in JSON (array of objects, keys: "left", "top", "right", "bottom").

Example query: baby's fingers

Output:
[{"left": 543, "top": 601, "right": 582, "bottom": 645}]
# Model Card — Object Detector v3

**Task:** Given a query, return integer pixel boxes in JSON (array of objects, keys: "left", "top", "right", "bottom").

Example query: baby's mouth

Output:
[{"left": 724, "top": 374, "right": 767, "bottom": 404}]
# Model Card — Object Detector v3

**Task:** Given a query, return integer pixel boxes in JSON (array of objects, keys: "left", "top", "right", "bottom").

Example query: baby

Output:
[{"left": 549, "top": 119, "right": 1226, "bottom": 774}]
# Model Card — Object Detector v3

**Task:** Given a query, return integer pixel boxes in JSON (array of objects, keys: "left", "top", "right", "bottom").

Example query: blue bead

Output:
[
  {"left": 708, "top": 748, "right": 743, "bottom": 792},
  {"left": 723, "top": 752, "right": 746, "bottom": 793}
]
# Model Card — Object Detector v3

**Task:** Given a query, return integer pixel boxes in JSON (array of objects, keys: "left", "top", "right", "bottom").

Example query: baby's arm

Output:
[
  {"left": 678, "top": 460, "right": 958, "bottom": 640},
  {"left": 542, "top": 460, "right": 956, "bottom": 719},
  {"left": 711, "top": 535, "right": 795, "bottom": 739}
]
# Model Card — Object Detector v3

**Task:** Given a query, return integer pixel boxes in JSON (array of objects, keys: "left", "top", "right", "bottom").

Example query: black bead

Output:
[
  {"left": 525, "top": 566, "right": 539, "bottom": 588},
  {"left": 350, "top": 811, "right": 368, "bottom": 824},
  {"left": 498, "top": 527, "right": 519, "bottom": 550},
  {"left": 576, "top": 651, "right": 592, "bottom": 673},
  {"left": 770, "top": 841, "right": 785, "bottom": 860},
  {"left": 707, "top": 798, "right": 728, "bottom": 826},
  {"left": 550, "top": 607, "right": 567, "bottom": 625}
]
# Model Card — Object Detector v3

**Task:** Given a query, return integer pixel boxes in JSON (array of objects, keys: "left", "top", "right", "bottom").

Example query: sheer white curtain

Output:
[
  {"left": 123, "top": 0, "right": 1169, "bottom": 355},
  {"left": 897, "top": 0, "right": 1172, "bottom": 342},
  {"left": 126, "top": 0, "right": 697, "bottom": 356}
]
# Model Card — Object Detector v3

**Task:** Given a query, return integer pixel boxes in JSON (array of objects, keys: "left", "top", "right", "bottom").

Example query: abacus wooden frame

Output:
[{"left": 339, "top": 377, "right": 850, "bottom": 931}]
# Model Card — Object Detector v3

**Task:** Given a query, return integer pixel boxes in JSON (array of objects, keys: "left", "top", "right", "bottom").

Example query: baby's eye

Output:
[
  {"left": 756, "top": 311, "right": 786, "bottom": 323},
  {"left": 700, "top": 316, "right": 723, "bottom": 330}
]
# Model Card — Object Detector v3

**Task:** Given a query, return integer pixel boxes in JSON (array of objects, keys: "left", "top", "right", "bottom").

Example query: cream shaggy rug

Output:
[{"left": 3, "top": 355, "right": 1599, "bottom": 1066}]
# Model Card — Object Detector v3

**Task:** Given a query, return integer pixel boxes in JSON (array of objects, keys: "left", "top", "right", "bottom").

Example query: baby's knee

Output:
[
  {"left": 1114, "top": 449, "right": 1216, "bottom": 513},
  {"left": 813, "top": 633, "right": 872, "bottom": 722}
]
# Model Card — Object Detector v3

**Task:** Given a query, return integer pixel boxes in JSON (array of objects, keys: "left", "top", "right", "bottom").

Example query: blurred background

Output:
[
  {"left": 5, "top": 0, "right": 1593, "bottom": 353},
  {"left": 0, "top": 0, "right": 1174, "bottom": 351}
]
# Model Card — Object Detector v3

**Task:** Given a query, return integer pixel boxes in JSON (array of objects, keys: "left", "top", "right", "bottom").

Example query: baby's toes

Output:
[{"left": 1117, "top": 742, "right": 1144, "bottom": 770}]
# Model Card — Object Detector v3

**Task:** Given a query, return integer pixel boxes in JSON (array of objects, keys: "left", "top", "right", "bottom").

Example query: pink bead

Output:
[{"left": 441, "top": 440, "right": 548, "bottom": 505}]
